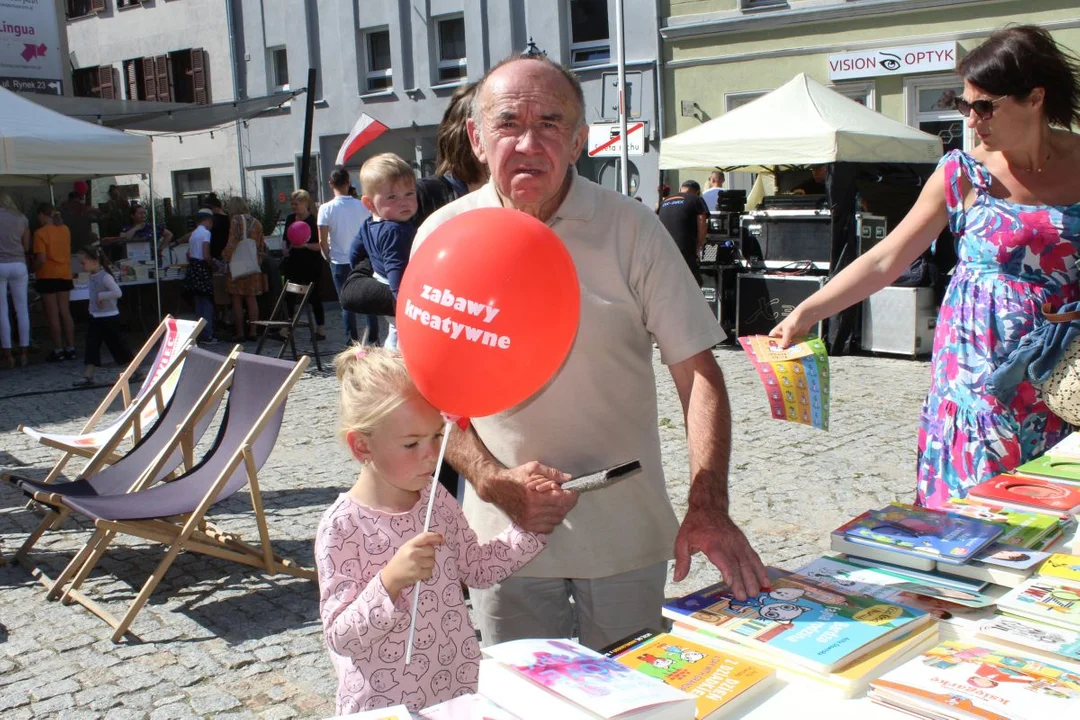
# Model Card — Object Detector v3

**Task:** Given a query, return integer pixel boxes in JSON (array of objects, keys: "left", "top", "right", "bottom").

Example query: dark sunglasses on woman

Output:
[{"left": 950, "top": 94, "right": 1008, "bottom": 120}]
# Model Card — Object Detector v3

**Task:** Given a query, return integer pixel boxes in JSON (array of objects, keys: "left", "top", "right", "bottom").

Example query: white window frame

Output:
[
  {"left": 364, "top": 28, "right": 393, "bottom": 93},
  {"left": 829, "top": 80, "right": 876, "bottom": 109},
  {"left": 269, "top": 46, "right": 289, "bottom": 92},
  {"left": 434, "top": 14, "right": 467, "bottom": 84},
  {"left": 904, "top": 74, "right": 972, "bottom": 154},
  {"left": 568, "top": 0, "right": 610, "bottom": 68},
  {"left": 172, "top": 168, "right": 212, "bottom": 217}
]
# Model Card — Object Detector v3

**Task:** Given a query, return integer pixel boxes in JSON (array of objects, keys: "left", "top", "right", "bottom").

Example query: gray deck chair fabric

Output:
[
  {"left": 9, "top": 347, "right": 230, "bottom": 502},
  {"left": 62, "top": 353, "right": 294, "bottom": 523}
]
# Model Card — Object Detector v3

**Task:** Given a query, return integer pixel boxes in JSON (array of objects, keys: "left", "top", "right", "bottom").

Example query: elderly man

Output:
[{"left": 413, "top": 55, "right": 766, "bottom": 650}]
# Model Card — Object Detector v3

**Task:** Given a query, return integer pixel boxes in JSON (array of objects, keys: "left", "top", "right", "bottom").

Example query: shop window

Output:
[
  {"left": 831, "top": 81, "right": 874, "bottom": 108},
  {"left": 363, "top": 29, "right": 392, "bottom": 93},
  {"left": 270, "top": 47, "right": 289, "bottom": 91},
  {"left": 124, "top": 49, "right": 208, "bottom": 104},
  {"left": 435, "top": 16, "right": 467, "bottom": 84},
  {"left": 569, "top": 0, "right": 610, "bottom": 67},
  {"left": 906, "top": 78, "right": 967, "bottom": 154},
  {"left": 73, "top": 66, "right": 118, "bottom": 99},
  {"left": 173, "top": 168, "right": 212, "bottom": 217}
]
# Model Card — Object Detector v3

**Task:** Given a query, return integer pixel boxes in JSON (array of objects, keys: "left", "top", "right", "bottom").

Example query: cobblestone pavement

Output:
[{"left": 0, "top": 310, "right": 930, "bottom": 719}]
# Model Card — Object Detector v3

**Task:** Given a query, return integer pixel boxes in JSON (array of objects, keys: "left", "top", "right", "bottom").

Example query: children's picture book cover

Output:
[
  {"left": 1045, "top": 432, "right": 1080, "bottom": 460},
  {"left": 999, "top": 578, "right": 1080, "bottom": 632},
  {"left": 870, "top": 640, "right": 1080, "bottom": 720},
  {"left": 416, "top": 694, "right": 522, "bottom": 720},
  {"left": 737, "top": 335, "right": 829, "bottom": 430},
  {"left": 841, "top": 554, "right": 989, "bottom": 592},
  {"left": 841, "top": 505, "right": 1002, "bottom": 565},
  {"left": 975, "top": 544, "right": 1051, "bottom": 570},
  {"left": 481, "top": 638, "right": 693, "bottom": 718},
  {"left": 935, "top": 498, "right": 1061, "bottom": 549},
  {"left": 968, "top": 474, "right": 1080, "bottom": 514},
  {"left": 1014, "top": 455, "right": 1080, "bottom": 485},
  {"left": 794, "top": 556, "right": 986, "bottom": 617},
  {"left": 977, "top": 616, "right": 1080, "bottom": 663},
  {"left": 661, "top": 567, "right": 930, "bottom": 673},
  {"left": 604, "top": 631, "right": 775, "bottom": 719},
  {"left": 1039, "top": 554, "right": 1080, "bottom": 583}
]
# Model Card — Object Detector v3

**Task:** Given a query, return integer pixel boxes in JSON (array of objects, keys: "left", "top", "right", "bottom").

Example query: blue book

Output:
[
  {"left": 661, "top": 567, "right": 933, "bottom": 673},
  {"left": 842, "top": 505, "right": 1002, "bottom": 565}
]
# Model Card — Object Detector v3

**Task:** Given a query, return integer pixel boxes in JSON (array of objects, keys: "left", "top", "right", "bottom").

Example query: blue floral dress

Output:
[{"left": 916, "top": 150, "right": 1080, "bottom": 508}]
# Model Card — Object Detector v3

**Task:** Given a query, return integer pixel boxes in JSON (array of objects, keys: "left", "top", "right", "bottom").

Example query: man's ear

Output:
[
  {"left": 345, "top": 429, "right": 372, "bottom": 464},
  {"left": 468, "top": 117, "right": 487, "bottom": 164},
  {"left": 569, "top": 124, "right": 588, "bottom": 160}
]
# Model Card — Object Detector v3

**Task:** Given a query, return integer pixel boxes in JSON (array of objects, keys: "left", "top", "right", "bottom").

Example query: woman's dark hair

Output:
[
  {"left": 205, "top": 192, "right": 223, "bottom": 210},
  {"left": 82, "top": 245, "right": 112, "bottom": 271},
  {"left": 435, "top": 82, "right": 486, "bottom": 187},
  {"left": 36, "top": 202, "right": 55, "bottom": 218},
  {"left": 959, "top": 25, "right": 1080, "bottom": 128}
]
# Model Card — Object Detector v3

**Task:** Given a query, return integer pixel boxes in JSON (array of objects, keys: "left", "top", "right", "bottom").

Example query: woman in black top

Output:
[{"left": 280, "top": 189, "right": 325, "bottom": 337}]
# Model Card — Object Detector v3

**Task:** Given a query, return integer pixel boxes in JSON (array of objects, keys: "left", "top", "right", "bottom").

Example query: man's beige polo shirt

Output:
[{"left": 413, "top": 171, "right": 725, "bottom": 579}]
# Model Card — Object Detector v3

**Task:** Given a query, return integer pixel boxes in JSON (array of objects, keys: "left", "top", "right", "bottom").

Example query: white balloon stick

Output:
[{"left": 404, "top": 418, "right": 454, "bottom": 665}]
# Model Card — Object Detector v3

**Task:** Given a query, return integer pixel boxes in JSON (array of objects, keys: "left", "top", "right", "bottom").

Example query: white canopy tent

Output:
[
  {"left": 0, "top": 86, "right": 163, "bottom": 316},
  {"left": 0, "top": 86, "right": 152, "bottom": 185},
  {"left": 659, "top": 73, "right": 943, "bottom": 171}
]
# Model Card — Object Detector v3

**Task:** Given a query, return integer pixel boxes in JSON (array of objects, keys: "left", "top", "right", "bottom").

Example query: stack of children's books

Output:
[
  {"left": 867, "top": 639, "right": 1080, "bottom": 719},
  {"left": 660, "top": 567, "right": 937, "bottom": 698},
  {"left": 830, "top": 502, "right": 1071, "bottom": 588}
]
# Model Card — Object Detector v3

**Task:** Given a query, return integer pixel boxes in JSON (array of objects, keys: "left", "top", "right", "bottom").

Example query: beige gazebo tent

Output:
[{"left": 660, "top": 73, "right": 943, "bottom": 171}]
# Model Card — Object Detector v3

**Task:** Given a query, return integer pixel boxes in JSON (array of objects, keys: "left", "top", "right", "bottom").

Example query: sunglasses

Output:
[{"left": 950, "top": 94, "right": 1008, "bottom": 120}]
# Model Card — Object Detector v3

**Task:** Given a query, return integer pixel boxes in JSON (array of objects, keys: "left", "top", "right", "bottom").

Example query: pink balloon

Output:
[
  {"left": 287, "top": 220, "right": 312, "bottom": 247},
  {"left": 73, "top": 180, "right": 89, "bottom": 196}
]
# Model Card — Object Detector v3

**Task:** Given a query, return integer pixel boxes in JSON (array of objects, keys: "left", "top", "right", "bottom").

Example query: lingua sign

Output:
[
  {"left": 828, "top": 42, "right": 958, "bottom": 81},
  {"left": 0, "top": 0, "right": 63, "bottom": 95}
]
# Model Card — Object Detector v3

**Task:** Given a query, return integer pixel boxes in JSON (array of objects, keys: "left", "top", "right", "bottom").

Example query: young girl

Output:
[
  {"left": 33, "top": 204, "right": 76, "bottom": 361},
  {"left": 316, "top": 347, "right": 548, "bottom": 715},
  {"left": 75, "top": 247, "right": 136, "bottom": 386}
]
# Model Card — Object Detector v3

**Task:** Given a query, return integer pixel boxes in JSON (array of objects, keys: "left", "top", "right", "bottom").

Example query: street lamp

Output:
[{"left": 523, "top": 37, "right": 546, "bottom": 57}]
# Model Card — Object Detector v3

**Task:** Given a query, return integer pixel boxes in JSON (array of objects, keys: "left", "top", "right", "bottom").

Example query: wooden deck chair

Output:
[
  {"left": 48, "top": 352, "right": 312, "bottom": 641},
  {"left": 4, "top": 347, "right": 238, "bottom": 578},
  {"left": 19, "top": 316, "right": 205, "bottom": 484},
  {"left": 251, "top": 282, "right": 324, "bottom": 371}
]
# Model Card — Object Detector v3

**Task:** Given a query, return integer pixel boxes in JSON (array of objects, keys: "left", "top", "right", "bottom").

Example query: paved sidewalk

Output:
[{"left": 0, "top": 314, "right": 930, "bottom": 719}]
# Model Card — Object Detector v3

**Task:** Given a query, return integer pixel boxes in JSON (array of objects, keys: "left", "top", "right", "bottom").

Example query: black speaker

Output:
[{"left": 736, "top": 273, "right": 825, "bottom": 338}]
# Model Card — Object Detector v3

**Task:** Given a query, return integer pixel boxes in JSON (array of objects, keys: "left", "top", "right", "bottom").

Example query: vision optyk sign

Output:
[
  {"left": 827, "top": 42, "right": 957, "bottom": 81},
  {"left": 396, "top": 207, "right": 580, "bottom": 418}
]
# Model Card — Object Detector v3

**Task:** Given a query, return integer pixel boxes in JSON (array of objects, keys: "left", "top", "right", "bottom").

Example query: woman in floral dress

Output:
[{"left": 773, "top": 26, "right": 1080, "bottom": 507}]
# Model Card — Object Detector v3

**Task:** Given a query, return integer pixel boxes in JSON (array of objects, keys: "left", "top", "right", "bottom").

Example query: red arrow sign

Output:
[{"left": 588, "top": 122, "right": 645, "bottom": 157}]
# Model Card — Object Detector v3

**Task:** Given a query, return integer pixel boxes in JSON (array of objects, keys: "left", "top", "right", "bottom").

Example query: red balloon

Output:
[
  {"left": 286, "top": 220, "right": 311, "bottom": 247},
  {"left": 73, "top": 180, "right": 89, "bottom": 196},
  {"left": 397, "top": 207, "right": 580, "bottom": 418}
]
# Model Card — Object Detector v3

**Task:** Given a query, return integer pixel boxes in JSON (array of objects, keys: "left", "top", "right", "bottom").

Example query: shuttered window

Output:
[
  {"left": 73, "top": 66, "right": 117, "bottom": 99},
  {"left": 125, "top": 49, "right": 208, "bottom": 104}
]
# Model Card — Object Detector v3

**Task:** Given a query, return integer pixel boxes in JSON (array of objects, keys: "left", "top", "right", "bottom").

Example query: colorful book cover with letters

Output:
[
  {"left": 481, "top": 639, "right": 691, "bottom": 718},
  {"left": 977, "top": 616, "right": 1080, "bottom": 663},
  {"left": 999, "top": 579, "right": 1080, "bottom": 632},
  {"left": 935, "top": 498, "right": 1061, "bottom": 549},
  {"left": 842, "top": 504, "right": 1001, "bottom": 564},
  {"left": 607, "top": 631, "right": 774, "bottom": 718},
  {"left": 738, "top": 335, "right": 829, "bottom": 430},
  {"left": 1039, "top": 554, "right": 1080, "bottom": 583},
  {"left": 662, "top": 568, "right": 928, "bottom": 672},
  {"left": 870, "top": 641, "right": 1080, "bottom": 720}
]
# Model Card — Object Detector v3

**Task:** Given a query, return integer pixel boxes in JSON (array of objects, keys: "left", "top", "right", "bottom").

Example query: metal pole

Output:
[
  {"left": 149, "top": 172, "right": 162, "bottom": 321},
  {"left": 225, "top": 0, "right": 247, "bottom": 197},
  {"left": 615, "top": 0, "right": 629, "bottom": 196},
  {"left": 299, "top": 68, "right": 318, "bottom": 192}
]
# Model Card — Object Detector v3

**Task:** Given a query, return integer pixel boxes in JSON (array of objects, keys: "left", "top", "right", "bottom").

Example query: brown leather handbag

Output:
[{"left": 1035, "top": 302, "right": 1080, "bottom": 425}]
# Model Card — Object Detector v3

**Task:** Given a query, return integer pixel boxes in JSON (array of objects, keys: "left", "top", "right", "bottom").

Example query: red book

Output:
[{"left": 967, "top": 474, "right": 1080, "bottom": 518}]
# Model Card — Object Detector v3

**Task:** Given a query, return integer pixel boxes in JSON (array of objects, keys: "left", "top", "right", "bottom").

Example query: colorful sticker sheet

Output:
[{"left": 738, "top": 335, "right": 830, "bottom": 430}]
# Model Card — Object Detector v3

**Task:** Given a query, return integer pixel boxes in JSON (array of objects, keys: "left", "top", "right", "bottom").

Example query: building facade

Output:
[
  {"left": 63, "top": 0, "right": 667, "bottom": 222},
  {"left": 661, "top": 0, "right": 1080, "bottom": 188}
]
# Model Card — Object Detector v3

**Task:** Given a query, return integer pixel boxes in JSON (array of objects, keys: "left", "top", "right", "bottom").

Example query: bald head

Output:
[{"left": 473, "top": 56, "right": 586, "bottom": 133}]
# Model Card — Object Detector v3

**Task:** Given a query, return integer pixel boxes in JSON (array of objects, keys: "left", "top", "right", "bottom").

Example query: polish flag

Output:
[{"left": 335, "top": 113, "right": 389, "bottom": 166}]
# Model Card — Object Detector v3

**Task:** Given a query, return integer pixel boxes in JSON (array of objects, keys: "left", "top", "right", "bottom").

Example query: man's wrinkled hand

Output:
[
  {"left": 482, "top": 461, "right": 577, "bottom": 534},
  {"left": 673, "top": 506, "right": 768, "bottom": 601}
]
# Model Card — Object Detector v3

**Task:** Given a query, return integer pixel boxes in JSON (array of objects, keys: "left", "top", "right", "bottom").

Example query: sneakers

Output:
[
  {"left": 46, "top": 350, "right": 65, "bottom": 363},
  {"left": 72, "top": 376, "right": 95, "bottom": 387},
  {"left": 63, "top": 348, "right": 77, "bottom": 361}
]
